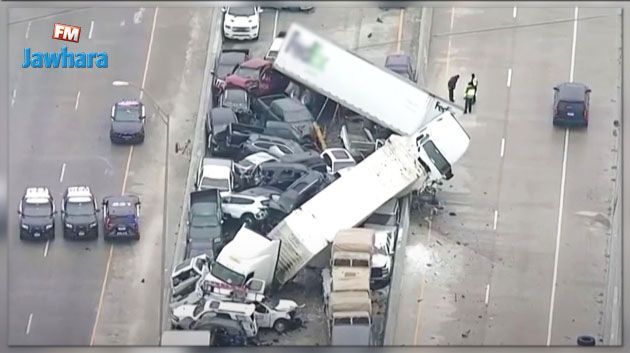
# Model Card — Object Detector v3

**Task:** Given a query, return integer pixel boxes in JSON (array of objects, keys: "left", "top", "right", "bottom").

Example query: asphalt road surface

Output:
[
  {"left": 390, "top": 6, "right": 621, "bottom": 345},
  {"left": 8, "top": 7, "right": 215, "bottom": 345}
]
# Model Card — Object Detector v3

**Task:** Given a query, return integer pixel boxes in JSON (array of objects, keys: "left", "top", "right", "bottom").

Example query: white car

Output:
[
  {"left": 253, "top": 297, "right": 302, "bottom": 333},
  {"left": 320, "top": 147, "right": 357, "bottom": 175},
  {"left": 222, "top": 6, "right": 261, "bottom": 40},
  {"left": 170, "top": 298, "right": 258, "bottom": 337},
  {"left": 221, "top": 192, "right": 269, "bottom": 224},
  {"left": 195, "top": 157, "right": 235, "bottom": 195},
  {"left": 235, "top": 151, "right": 278, "bottom": 175}
]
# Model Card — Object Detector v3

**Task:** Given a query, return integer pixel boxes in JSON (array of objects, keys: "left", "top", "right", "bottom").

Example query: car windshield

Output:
[
  {"left": 228, "top": 7, "right": 255, "bottom": 16},
  {"left": 193, "top": 302, "right": 206, "bottom": 317},
  {"left": 558, "top": 101, "right": 585, "bottom": 114},
  {"left": 422, "top": 141, "right": 452, "bottom": 176},
  {"left": 224, "top": 90, "right": 248, "bottom": 105},
  {"left": 235, "top": 66, "right": 259, "bottom": 79},
  {"left": 365, "top": 213, "right": 396, "bottom": 226},
  {"left": 210, "top": 262, "right": 246, "bottom": 286},
  {"left": 66, "top": 201, "right": 95, "bottom": 216},
  {"left": 201, "top": 177, "right": 230, "bottom": 191},
  {"left": 115, "top": 105, "right": 141, "bottom": 122},
  {"left": 22, "top": 202, "right": 52, "bottom": 217},
  {"left": 283, "top": 111, "right": 312, "bottom": 123},
  {"left": 191, "top": 215, "right": 219, "bottom": 227}
]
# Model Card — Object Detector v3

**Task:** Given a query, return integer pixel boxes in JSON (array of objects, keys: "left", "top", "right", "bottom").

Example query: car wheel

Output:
[
  {"left": 577, "top": 335, "right": 596, "bottom": 346},
  {"left": 19, "top": 232, "right": 25, "bottom": 240},
  {"left": 273, "top": 318, "right": 289, "bottom": 333},
  {"left": 241, "top": 213, "right": 256, "bottom": 225},
  {"left": 134, "top": 233, "right": 140, "bottom": 241},
  {"left": 49, "top": 228, "right": 55, "bottom": 240},
  {"left": 179, "top": 317, "right": 194, "bottom": 330}
]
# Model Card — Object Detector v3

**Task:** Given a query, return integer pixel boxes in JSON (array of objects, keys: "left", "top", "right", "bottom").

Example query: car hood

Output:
[
  {"left": 226, "top": 14, "right": 259, "bottom": 26},
  {"left": 111, "top": 121, "right": 143, "bottom": 134},
  {"left": 274, "top": 299, "right": 298, "bottom": 313},
  {"left": 65, "top": 214, "right": 96, "bottom": 224},
  {"left": 172, "top": 304, "right": 197, "bottom": 320},
  {"left": 22, "top": 216, "right": 53, "bottom": 226}
]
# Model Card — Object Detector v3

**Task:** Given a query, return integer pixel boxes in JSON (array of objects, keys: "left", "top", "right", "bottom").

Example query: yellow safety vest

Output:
[{"left": 465, "top": 87, "right": 476, "bottom": 98}]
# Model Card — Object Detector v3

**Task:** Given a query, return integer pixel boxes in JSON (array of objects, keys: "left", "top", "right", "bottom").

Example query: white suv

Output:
[
  {"left": 222, "top": 7, "right": 261, "bottom": 40},
  {"left": 221, "top": 193, "right": 269, "bottom": 224}
]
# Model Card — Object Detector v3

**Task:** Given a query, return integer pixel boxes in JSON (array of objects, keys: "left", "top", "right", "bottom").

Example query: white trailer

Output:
[{"left": 273, "top": 23, "right": 463, "bottom": 135}]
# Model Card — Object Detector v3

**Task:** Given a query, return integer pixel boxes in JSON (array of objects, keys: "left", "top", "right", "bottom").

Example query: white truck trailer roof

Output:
[{"left": 273, "top": 22, "right": 463, "bottom": 135}]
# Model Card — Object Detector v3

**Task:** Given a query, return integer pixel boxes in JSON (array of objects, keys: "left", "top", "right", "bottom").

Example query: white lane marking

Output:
[
  {"left": 493, "top": 210, "right": 498, "bottom": 230},
  {"left": 59, "top": 163, "right": 66, "bottom": 182},
  {"left": 43, "top": 240, "right": 50, "bottom": 257},
  {"left": 74, "top": 91, "right": 81, "bottom": 111},
  {"left": 25, "top": 21, "right": 31, "bottom": 39},
  {"left": 121, "top": 146, "right": 134, "bottom": 193},
  {"left": 88, "top": 20, "right": 94, "bottom": 39},
  {"left": 485, "top": 284, "right": 490, "bottom": 305},
  {"left": 613, "top": 286, "right": 618, "bottom": 305},
  {"left": 569, "top": 7, "right": 579, "bottom": 82},
  {"left": 445, "top": 7, "right": 456, "bottom": 77},
  {"left": 546, "top": 7, "right": 578, "bottom": 346},
  {"left": 25, "top": 313, "right": 33, "bottom": 334},
  {"left": 513, "top": 6, "right": 518, "bottom": 18},
  {"left": 396, "top": 9, "right": 405, "bottom": 52},
  {"left": 500, "top": 138, "right": 506, "bottom": 157},
  {"left": 506, "top": 68, "right": 512, "bottom": 87},
  {"left": 546, "top": 128, "right": 570, "bottom": 346},
  {"left": 139, "top": 7, "right": 159, "bottom": 99},
  {"left": 11, "top": 89, "right": 16, "bottom": 107},
  {"left": 273, "top": 9, "right": 279, "bottom": 37},
  {"left": 90, "top": 244, "right": 113, "bottom": 345}
]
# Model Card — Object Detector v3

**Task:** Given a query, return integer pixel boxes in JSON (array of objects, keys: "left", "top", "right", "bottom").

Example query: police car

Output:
[
  {"left": 61, "top": 186, "right": 100, "bottom": 240},
  {"left": 18, "top": 187, "right": 56, "bottom": 241},
  {"left": 110, "top": 100, "right": 146, "bottom": 144},
  {"left": 102, "top": 194, "right": 141, "bottom": 241}
]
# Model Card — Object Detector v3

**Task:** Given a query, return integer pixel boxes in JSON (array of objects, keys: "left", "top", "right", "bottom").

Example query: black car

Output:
[
  {"left": 249, "top": 162, "right": 310, "bottom": 189},
  {"left": 553, "top": 82, "right": 591, "bottom": 127},
  {"left": 207, "top": 108, "right": 239, "bottom": 155},
  {"left": 218, "top": 88, "right": 251, "bottom": 119},
  {"left": 242, "top": 133, "right": 306, "bottom": 159},
  {"left": 102, "top": 195, "right": 141, "bottom": 241},
  {"left": 61, "top": 186, "right": 99, "bottom": 240},
  {"left": 186, "top": 190, "right": 224, "bottom": 258},
  {"left": 110, "top": 100, "right": 146, "bottom": 144},
  {"left": 18, "top": 187, "right": 56, "bottom": 241},
  {"left": 278, "top": 150, "right": 328, "bottom": 174}
]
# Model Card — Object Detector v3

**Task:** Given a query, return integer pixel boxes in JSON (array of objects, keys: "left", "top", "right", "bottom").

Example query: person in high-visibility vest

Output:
[
  {"left": 464, "top": 83, "right": 476, "bottom": 114},
  {"left": 469, "top": 73, "right": 479, "bottom": 104}
]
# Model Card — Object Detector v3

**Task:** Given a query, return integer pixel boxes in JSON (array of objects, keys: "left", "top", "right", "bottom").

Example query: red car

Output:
[{"left": 223, "top": 58, "right": 290, "bottom": 97}]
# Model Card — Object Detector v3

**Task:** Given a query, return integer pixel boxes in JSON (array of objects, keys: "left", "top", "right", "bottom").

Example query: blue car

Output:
[{"left": 102, "top": 194, "right": 141, "bottom": 241}]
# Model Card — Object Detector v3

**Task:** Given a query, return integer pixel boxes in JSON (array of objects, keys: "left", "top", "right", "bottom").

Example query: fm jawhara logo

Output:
[{"left": 22, "top": 23, "right": 108, "bottom": 69}]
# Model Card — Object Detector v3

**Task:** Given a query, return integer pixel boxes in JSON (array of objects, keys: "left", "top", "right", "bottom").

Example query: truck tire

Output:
[
  {"left": 241, "top": 213, "right": 256, "bottom": 226},
  {"left": 577, "top": 335, "right": 596, "bottom": 346},
  {"left": 273, "top": 318, "right": 289, "bottom": 333}
]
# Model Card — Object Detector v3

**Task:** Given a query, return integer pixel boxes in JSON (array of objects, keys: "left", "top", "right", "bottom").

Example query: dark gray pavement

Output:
[
  {"left": 390, "top": 6, "right": 621, "bottom": 346},
  {"left": 8, "top": 6, "right": 215, "bottom": 346}
]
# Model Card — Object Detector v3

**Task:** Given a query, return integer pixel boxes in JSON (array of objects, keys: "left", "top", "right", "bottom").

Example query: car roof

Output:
[
  {"left": 385, "top": 54, "right": 411, "bottom": 67},
  {"left": 324, "top": 148, "right": 354, "bottom": 161},
  {"left": 271, "top": 98, "right": 307, "bottom": 112},
  {"left": 259, "top": 161, "right": 310, "bottom": 171},
  {"left": 220, "top": 51, "right": 248, "bottom": 66},
  {"left": 241, "top": 152, "right": 278, "bottom": 165},
  {"left": 207, "top": 300, "right": 255, "bottom": 315},
  {"left": 557, "top": 82, "right": 588, "bottom": 101},
  {"left": 203, "top": 158, "right": 233, "bottom": 168},
  {"left": 66, "top": 186, "right": 93, "bottom": 200},
  {"left": 24, "top": 187, "right": 51, "bottom": 203},
  {"left": 224, "top": 88, "right": 248, "bottom": 98},
  {"left": 105, "top": 195, "right": 138, "bottom": 215},
  {"left": 375, "top": 198, "right": 398, "bottom": 215},
  {"left": 116, "top": 100, "right": 142, "bottom": 107},
  {"left": 240, "top": 58, "right": 271, "bottom": 69}
]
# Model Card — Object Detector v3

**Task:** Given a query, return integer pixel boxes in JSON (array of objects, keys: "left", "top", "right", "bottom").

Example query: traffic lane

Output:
[
  {"left": 437, "top": 7, "right": 520, "bottom": 34},
  {"left": 484, "top": 17, "right": 575, "bottom": 344},
  {"left": 221, "top": 9, "right": 278, "bottom": 58},
  {"left": 7, "top": 8, "right": 157, "bottom": 345},
  {"left": 91, "top": 7, "right": 216, "bottom": 345},
  {"left": 8, "top": 7, "right": 87, "bottom": 24},
  {"left": 513, "top": 7, "right": 577, "bottom": 25},
  {"left": 402, "top": 7, "right": 516, "bottom": 345},
  {"left": 550, "top": 8, "right": 622, "bottom": 345}
]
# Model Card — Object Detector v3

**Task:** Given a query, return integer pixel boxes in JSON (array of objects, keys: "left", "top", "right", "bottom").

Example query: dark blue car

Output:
[{"left": 102, "top": 194, "right": 141, "bottom": 241}]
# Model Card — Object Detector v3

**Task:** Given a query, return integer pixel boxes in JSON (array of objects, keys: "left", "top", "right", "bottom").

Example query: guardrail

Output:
[{"left": 160, "top": 8, "right": 224, "bottom": 336}]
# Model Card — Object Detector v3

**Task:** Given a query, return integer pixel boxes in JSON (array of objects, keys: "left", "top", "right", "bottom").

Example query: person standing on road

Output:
[
  {"left": 447, "top": 74, "right": 460, "bottom": 103},
  {"left": 464, "top": 83, "right": 476, "bottom": 114},
  {"left": 469, "top": 73, "right": 479, "bottom": 104}
]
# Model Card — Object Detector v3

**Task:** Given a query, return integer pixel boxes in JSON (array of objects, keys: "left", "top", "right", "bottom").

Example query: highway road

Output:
[
  {"left": 8, "top": 7, "right": 215, "bottom": 345},
  {"left": 219, "top": 6, "right": 421, "bottom": 345},
  {"left": 390, "top": 6, "right": 622, "bottom": 345}
]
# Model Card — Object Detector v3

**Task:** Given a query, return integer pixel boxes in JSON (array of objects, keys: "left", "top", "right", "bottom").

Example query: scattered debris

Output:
[
  {"left": 85, "top": 247, "right": 91, "bottom": 251},
  {"left": 449, "top": 212, "right": 457, "bottom": 216},
  {"left": 436, "top": 240, "right": 443, "bottom": 246},
  {"left": 367, "top": 32, "right": 373, "bottom": 38},
  {"left": 613, "top": 120, "right": 620, "bottom": 127},
  {"left": 456, "top": 241, "right": 461, "bottom": 245},
  {"left": 461, "top": 329, "right": 471, "bottom": 338},
  {"left": 141, "top": 278, "right": 145, "bottom": 283},
  {"left": 376, "top": 17, "right": 383, "bottom": 23}
]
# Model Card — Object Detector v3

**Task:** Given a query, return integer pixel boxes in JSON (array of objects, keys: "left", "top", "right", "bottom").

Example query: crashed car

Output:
[
  {"left": 248, "top": 162, "right": 311, "bottom": 190},
  {"left": 213, "top": 49, "right": 250, "bottom": 91},
  {"left": 320, "top": 148, "right": 357, "bottom": 175},
  {"left": 102, "top": 194, "right": 141, "bottom": 241},
  {"left": 253, "top": 297, "right": 302, "bottom": 333},
  {"left": 170, "top": 254, "right": 212, "bottom": 305},
  {"left": 278, "top": 150, "right": 328, "bottom": 174},
  {"left": 218, "top": 88, "right": 252, "bottom": 120},
  {"left": 340, "top": 115, "right": 385, "bottom": 161},
  {"left": 265, "top": 171, "right": 328, "bottom": 227},
  {"left": 243, "top": 134, "right": 306, "bottom": 159},
  {"left": 224, "top": 58, "right": 290, "bottom": 97},
  {"left": 235, "top": 151, "right": 278, "bottom": 176}
]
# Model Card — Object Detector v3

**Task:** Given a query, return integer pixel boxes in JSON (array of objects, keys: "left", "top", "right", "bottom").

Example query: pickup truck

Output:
[
  {"left": 224, "top": 58, "right": 290, "bottom": 97},
  {"left": 252, "top": 94, "right": 315, "bottom": 140},
  {"left": 186, "top": 189, "right": 224, "bottom": 259}
]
